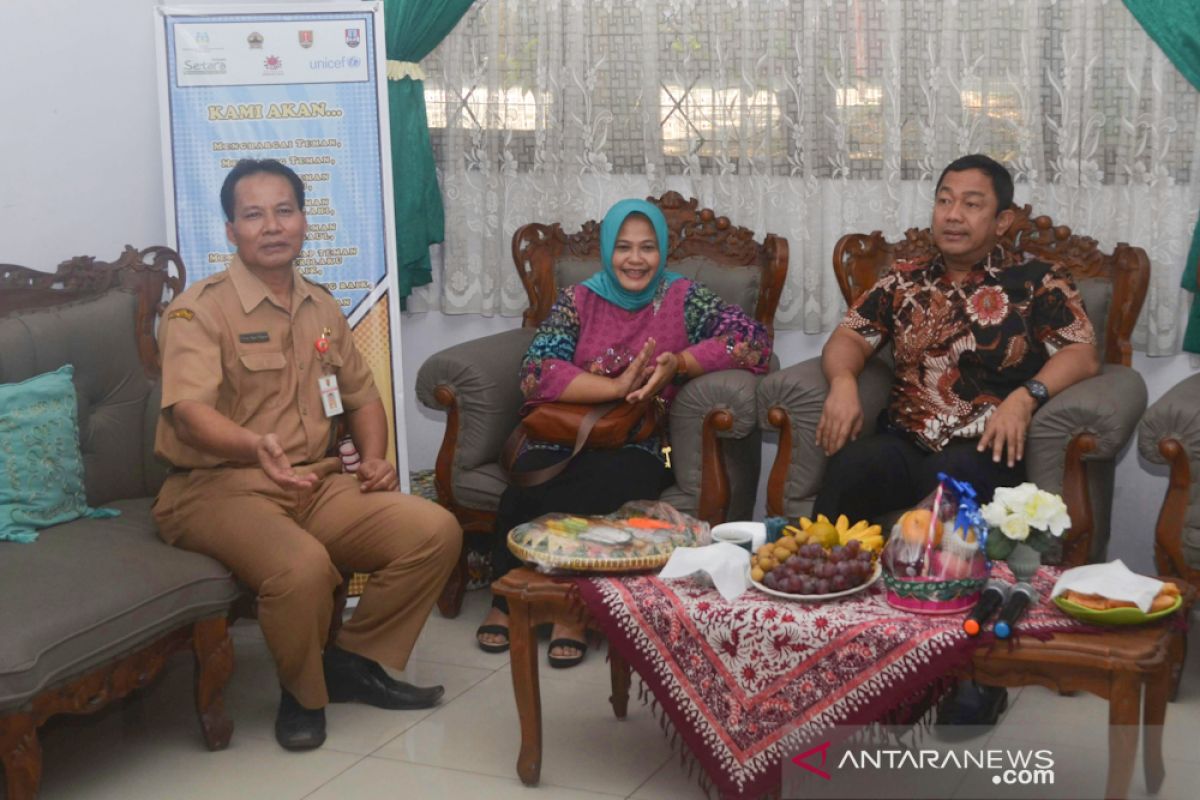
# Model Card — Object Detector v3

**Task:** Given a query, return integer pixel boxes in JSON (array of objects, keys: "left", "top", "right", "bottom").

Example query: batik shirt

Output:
[
  {"left": 520, "top": 278, "right": 771, "bottom": 460},
  {"left": 841, "top": 245, "right": 1095, "bottom": 452}
]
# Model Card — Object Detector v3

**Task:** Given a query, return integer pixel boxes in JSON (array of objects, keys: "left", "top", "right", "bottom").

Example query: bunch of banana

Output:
[{"left": 784, "top": 514, "right": 884, "bottom": 552}]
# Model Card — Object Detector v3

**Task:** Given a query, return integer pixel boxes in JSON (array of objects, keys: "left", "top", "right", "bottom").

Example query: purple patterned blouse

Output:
[{"left": 517, "top": 278, "right": 771, "bottom": 458}]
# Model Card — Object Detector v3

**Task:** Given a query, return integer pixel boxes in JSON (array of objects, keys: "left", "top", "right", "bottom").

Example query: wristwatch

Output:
[{"left": 1022, "top": 379, "right": 1050, "bottom": 409}]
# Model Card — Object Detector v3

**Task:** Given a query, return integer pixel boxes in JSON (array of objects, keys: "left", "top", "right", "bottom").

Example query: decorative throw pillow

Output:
[{"left": 0, "top": 364, "right": 119, "bottom": 543}]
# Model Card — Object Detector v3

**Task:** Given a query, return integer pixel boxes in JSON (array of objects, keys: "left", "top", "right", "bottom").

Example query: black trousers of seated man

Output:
[{"left": 812, "top": 430, "right": 1025, "bottom": 525}]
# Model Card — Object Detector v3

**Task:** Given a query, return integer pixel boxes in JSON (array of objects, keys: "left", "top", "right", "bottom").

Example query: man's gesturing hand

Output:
[
  {"left": 356, "top": 458, "right": 399, "bottom": 492},
  {"left": 815, "top": 376, "right": 863, "bottom": 456},
  {"left": 978, "top": 390, "right": 1037, "bottom": 468},
  {"left": 255, "top": 433, "right": 319, "bottom": 492}
]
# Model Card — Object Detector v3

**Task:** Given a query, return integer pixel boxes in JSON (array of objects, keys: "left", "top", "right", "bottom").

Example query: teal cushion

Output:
[{"left": 0, "top": 364, "right": 119, "bottom": 543}]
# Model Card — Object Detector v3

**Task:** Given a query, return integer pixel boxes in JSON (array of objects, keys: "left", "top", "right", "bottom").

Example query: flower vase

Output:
[{"left": 1006, "top": 542, "right": 1041, "bottom": 583}]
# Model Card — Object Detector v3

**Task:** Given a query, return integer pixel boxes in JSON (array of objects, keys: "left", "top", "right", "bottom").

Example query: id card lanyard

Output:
[{"left": 315, "top": 327, "right": 344, "bottom": 417}]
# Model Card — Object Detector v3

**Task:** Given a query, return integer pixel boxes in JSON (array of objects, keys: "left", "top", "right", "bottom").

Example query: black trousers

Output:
[
  {"left": 491, "top": 446, "right": 673, "bottom": 613},
  {"left": 811, "top": 432, "right": 1025, "bottom": 525}
]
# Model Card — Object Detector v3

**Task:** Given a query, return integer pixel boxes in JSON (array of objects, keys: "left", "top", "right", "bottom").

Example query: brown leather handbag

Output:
[{"left": 502, "top": 399, "right": 662, "bottom": 487}]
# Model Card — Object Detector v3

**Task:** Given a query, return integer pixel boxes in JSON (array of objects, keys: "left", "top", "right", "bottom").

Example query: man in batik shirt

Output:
[
  {"left": 813, "top": 154, "right": 1098, "bottom": 522},
  {"left": 812, "top": 154, "right": 1099, "bottom": 731}
]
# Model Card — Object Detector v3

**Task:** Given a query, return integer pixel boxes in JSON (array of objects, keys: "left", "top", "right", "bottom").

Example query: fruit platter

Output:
[{"left": 749, "top": 515, "right": 882, "bottom": 601}]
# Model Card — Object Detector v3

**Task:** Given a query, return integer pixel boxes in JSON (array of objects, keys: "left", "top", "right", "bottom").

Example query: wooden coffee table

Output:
[{"left": 493, "top": 567, "right": 1193, "bottom": 800}]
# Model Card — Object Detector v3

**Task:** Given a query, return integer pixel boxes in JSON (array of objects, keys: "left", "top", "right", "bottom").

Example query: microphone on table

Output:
[
  {"left": 994, "top": 582, "right": 1038, "bottom": 640},
  {"left": 963, "top": 579, "right": 1011, "bottom": 636}
]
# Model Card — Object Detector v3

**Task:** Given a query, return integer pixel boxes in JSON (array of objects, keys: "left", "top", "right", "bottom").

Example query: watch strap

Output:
[{"left": 1023, "top": 379, "right": 1049, "bottom": 408}]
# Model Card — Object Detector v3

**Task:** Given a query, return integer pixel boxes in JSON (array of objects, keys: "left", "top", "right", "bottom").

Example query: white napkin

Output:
[
  {"left": 659, "top": 543, "right": 752, "bottom": 601},
  {"left": 1050, "top": 559, "right": 1164, "bottom": 613}
]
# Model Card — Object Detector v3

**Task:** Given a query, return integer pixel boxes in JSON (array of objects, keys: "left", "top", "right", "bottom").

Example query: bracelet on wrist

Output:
[{"left": 671, "top": 353, "right": 689, "bottom": 386}]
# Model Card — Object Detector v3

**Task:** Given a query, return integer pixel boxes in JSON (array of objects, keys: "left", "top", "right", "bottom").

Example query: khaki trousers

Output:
[{"left": 154, "top": 458, "right": 461, "bottom": 708}]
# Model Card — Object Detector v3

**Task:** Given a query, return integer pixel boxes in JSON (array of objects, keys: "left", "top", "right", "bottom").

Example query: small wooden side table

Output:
[
  {"left": 966, "top": 576, "right": 1193, "bottom": 800},
  {"left": 494, "top": 568, "right": 1193, "bottom": 800},
  {"left": 492, "top": 568, "right": 630, "bottom": 786}
]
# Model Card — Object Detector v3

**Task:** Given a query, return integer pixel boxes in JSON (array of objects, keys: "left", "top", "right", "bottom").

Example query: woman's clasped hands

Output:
[{"left": 618, "top": 337, "right": 680, "bottom": 403}]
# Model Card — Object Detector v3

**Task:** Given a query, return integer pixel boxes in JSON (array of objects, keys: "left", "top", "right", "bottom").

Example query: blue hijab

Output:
[{"left": 581, "top": 199, "right": 682, "bottom": 310}]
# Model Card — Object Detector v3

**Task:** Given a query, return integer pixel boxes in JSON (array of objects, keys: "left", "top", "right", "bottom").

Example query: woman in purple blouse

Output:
[{"left": 476, "top": 198, "right": 771, "bottom": 667}]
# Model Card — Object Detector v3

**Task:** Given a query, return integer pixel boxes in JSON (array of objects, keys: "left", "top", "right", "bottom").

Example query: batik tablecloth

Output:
[{"left": 577, "top": 565, "right": 1096, "bottom": 800}]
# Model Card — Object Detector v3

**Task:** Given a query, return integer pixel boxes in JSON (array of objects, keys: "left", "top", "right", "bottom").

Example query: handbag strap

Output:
[{"left": 502, "top": 401, "right": 619, "bottom": 488}]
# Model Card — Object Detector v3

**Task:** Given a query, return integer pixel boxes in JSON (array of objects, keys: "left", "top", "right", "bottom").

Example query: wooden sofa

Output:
[
  {"left": 0, "top": 247, "right": 241, "bottom": 799},
  {"left": 1139, "top": 372, "right": 1200, "bottom": 590}
]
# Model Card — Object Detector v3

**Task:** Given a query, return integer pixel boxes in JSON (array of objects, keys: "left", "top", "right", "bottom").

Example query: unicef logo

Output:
[{"left": 309, "top": 56, "right": 362, "bottom": 71}]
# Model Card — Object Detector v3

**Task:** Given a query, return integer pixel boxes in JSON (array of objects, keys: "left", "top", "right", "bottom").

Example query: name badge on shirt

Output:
[
  {"left": 239, "top": 331, "right": 270, "bottom": 344},
  {"left": 318, "top": 374, "right": 344, "bottom": 417}
]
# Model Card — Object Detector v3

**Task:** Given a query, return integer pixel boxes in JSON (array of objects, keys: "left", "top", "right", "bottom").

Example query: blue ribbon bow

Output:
[{"left": 937, "top": 472, "right": 988, "bottom": 560}]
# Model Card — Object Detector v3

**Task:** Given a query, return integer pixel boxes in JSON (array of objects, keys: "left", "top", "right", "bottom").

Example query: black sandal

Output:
[
  {"left": 475, "top": 624, "right": 510, "bottom": 654},
  {"left": 547, "top": 637, "right": 588, "bottom": 669}
]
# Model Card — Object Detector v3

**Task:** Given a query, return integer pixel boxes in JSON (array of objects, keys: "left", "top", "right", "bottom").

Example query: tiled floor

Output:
[{"left": 27, "top": 592, "right": 1200, "bottom": 799}]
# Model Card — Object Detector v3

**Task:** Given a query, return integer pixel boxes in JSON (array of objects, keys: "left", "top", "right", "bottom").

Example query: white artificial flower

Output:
[
  {"left": 1000, "top": 514, "right": 1031, "bottom": 542},
  {"left": 980, "top": 499, "right": 1009, "bottom": 528},
  {"left": 994, "top": 483, "right": 1038, "bottom": 513},
  {"left": 1025, "top": 490, "right": 1070, "bottom": 537}
]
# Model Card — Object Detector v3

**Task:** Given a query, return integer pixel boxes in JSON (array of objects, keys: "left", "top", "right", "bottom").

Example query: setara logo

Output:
[
  {"left": 183, "top": 58, "right": 227, "bottom": 75},
  {"left": 264, "top": 55, "right": 283, "bottom": 71}
]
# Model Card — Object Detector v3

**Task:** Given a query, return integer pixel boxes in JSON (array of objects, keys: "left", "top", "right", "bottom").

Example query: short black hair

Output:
[
  {"left": 935, "top": 154, "right": 1014, "bottom": 216},
  {"left": 220, "top": 158, "right": 305, "bottom": 222}
]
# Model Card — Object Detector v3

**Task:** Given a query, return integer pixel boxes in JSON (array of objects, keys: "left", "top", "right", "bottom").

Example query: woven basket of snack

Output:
[
  {"left": 881, "top": 475, "right": 989, "bottom": 614},
  {"left": 507, "top": 500, "right": 709, "bottom": 574}
]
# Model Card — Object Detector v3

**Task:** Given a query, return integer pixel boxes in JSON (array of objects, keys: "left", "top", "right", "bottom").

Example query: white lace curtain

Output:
[{"left": 412, "top": 0, "right": 1199, "bottom": 356}]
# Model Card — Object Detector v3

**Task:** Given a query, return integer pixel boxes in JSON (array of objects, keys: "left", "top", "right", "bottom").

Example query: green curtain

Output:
[
  {"left": 383, "top": 0, "right": 474, "bottom": 302},
  {"left": 1124, "top": 0, "right": 1200, "bottom": 352},
  {"left": 1186, "top": 218, "right": 1200, "bottom": 352}
]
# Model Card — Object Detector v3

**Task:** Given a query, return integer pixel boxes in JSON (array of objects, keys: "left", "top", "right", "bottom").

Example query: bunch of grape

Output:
[{"left": 759, "top": 539, "right": 876, "bottom": 596}]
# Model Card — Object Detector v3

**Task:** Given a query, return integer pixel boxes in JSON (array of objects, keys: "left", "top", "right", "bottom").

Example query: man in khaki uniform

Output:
[{"left": 154, "top": 158, "right": 461, "bottom": 751}]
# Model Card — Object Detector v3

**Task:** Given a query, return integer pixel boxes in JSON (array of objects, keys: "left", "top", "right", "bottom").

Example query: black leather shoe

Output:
[
  {"left": 275, "top": 688, "right": 326, "bottom": 751},
  {"left": 934, "top": 682, "right": 1008, "bottom": 741},
  {"left": 323, "top": 646, "right": 445, "bottom": 710}
]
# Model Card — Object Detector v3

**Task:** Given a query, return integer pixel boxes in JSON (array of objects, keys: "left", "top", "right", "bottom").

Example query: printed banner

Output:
[{"left": 154, "top": 2, "right": 409, "bottom": 487}]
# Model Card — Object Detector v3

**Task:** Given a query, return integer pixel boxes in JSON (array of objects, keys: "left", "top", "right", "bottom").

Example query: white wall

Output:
[{"left": 3, "top": 0, "right": 1196, "bottom": 575}]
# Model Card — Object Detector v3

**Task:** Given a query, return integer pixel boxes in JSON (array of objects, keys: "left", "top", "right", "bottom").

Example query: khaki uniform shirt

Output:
[{"left": 155, "top": 256, "right": 379, "bottom": 469}]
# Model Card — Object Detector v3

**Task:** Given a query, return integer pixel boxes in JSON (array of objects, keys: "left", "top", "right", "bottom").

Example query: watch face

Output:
[{"left": 1025, "top": 380, "right": 1048, "bottom": 404}]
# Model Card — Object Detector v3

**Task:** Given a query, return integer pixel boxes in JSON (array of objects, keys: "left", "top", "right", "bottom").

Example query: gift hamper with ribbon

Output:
[{"left": 881, "top": 474, "right": 990, "bottom": 614}]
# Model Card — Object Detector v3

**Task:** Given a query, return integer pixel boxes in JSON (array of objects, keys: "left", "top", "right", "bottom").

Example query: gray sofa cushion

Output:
[
  {"left": 1076, "top": 278, "right": 1110, "bottom": 357},
  {"left": 0, "top": 498, "right": 240, "bottom": 711},
  {"left": 556, "top": 256, "right": 761, "bottom": 316},
  {"left": 0, "top": 290, "right": 158, "bottom": 505},
  {"left": 452, "top": 462, "right": 511, "bottom": 512}
]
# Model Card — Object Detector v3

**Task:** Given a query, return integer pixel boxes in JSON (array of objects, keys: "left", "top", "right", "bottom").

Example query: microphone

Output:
[
  {"left": 963, "top": 580, "right": 1011, "bottom": 636},
  {"left": 994, "top": 582, "right": 1037, "bottom": 639}
]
